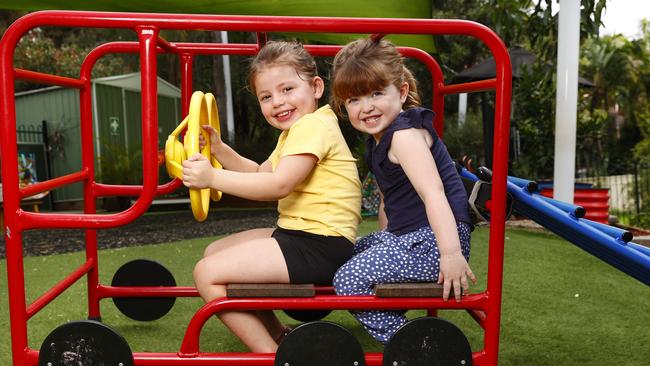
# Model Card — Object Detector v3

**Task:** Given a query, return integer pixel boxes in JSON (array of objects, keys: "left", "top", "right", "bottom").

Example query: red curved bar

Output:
[
  {"left": 179, "top": 294, "right": 489, "bottom": 356},
  {"left": 14, "top": 68, "right": 86, "bottom": 88}
]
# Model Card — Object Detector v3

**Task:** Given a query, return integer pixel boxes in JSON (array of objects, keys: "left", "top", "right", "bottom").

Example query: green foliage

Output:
[
  {"left": 628, "top": 163, "right": 650, "bottom": 228},
  {"left": 432, "top": 0, "right": 607, "bottom": 75},
  {"left": 580, "top": 32, "right": 649, "bottom": 175},
  {"left": 630, "top": 25, "right": 650, "bottom": 165},
  {"left": 431, "top": 0, "right": 609, "bottom": 179},
  {"left": 98, "top": 143, "right": 142, "bottom": 185},
  {"left": 443, "top": 111, "right": 486, "bottom": 167},
  {"left": 509, "top": 62, "right": 555, "bottom": 179},
  {"left": 576, "top": 104, "right": 608, "bottom": 175},
  {"left": 634, "top": 109, "right": 650, "bottom": 162},
  {"left": 12, "top": 28, "right": 133, "bottom": 92}
]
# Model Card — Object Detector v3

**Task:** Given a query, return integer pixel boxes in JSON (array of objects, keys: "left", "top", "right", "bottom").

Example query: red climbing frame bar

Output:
[
  {"left": 1, "top": 11, "right": 511, "bottom": 366},
  {"left": 14, "top": 68, "right": 87, "bottom": 88}
]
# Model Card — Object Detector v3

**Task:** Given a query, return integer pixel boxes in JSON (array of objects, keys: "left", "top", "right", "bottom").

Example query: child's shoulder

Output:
[
  {"left": 311, "top": 104, "right": 337, "bottom": 122},
  {"left": 391, "top": 108, "right": 437, "bottom": 136},
  {"left": 293, "top": 105, "right": 337, "bottom": 129}
]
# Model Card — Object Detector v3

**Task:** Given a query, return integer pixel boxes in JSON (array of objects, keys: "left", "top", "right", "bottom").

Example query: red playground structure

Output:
[{"left": 0, "top": 11, "right": 512, "bottom": 366}]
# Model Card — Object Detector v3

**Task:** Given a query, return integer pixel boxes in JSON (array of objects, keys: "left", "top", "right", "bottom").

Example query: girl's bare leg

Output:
[
  {"left": 193, "top": 229, "right": 290, "bottom": 352},
  {"left": 203, "top": 228, "right": 276, "bottom": 257},
  {"left": 256, "top": 310, "right": 289, "bottom": 341}
]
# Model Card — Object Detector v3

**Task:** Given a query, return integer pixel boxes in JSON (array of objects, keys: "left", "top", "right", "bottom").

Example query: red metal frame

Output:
[{"left": 0, "top": 10, "right": 512, "bottom": 366}]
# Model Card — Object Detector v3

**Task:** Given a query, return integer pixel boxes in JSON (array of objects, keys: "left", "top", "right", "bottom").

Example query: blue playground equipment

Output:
[{"left": 461, "top": 166, "right": 650, "bottom": 286}]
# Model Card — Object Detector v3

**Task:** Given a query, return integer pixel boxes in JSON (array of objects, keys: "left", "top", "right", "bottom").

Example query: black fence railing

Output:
[
  {"left": 578, "top": 162, "right": 650, "bottom": 227},
  {"left": 17, "top": 120, "right": 48, "bottom": 145}
]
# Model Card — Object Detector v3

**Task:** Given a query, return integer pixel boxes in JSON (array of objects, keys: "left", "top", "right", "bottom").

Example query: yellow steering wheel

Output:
[{"left": 165, "top": 91, "right": 222, "bottom": 222}]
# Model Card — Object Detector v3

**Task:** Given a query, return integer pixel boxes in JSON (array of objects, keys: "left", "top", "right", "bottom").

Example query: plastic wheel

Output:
[
  {"left": 383, "top": 317, "right": 472, "bottom": 366},
  {"left": 275, "top": 321, "right": 365, "bottom": 366},
  {"left": 111, "top": 259, "right": 176, "bottom": 321},
  {"left": 283, "top": 309, "right": 332, "bottom": 322},
  {"left": 39, "top": 320, "right": 133, "bottom": 366}
]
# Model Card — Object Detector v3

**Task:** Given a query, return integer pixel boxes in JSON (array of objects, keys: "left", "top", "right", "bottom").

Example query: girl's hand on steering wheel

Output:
[
  {"left": 200, "top": 125, "right": 222, "bottom": 158},
  {"left": 181, "top": 153, "right": 215, "bottom": 189}
]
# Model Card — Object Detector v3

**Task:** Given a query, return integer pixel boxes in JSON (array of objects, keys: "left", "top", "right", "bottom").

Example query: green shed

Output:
[{"left": 15, "top": 72, "right": 182, "bottom": 208}]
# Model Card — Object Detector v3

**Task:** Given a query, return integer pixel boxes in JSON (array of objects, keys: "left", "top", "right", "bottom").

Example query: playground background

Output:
[
  {"left": 0, "top": 215, "right": 648, "bottom": 366},
  {"left": 0, "top": 2, "right": 649, "bottom": 365},
  {"left": 3, "top": 1, "right": 650, "bottom": 228}
]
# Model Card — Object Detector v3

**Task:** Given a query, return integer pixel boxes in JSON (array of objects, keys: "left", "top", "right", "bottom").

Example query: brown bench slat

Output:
[
  {"left": 375, "top": 283, "right": 459, "bottom": 298},
  {"left": 226, "top": 283, "right": 315, "bottom": 298}
]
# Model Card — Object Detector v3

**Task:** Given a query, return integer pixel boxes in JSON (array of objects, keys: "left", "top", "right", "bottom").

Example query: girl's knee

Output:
[
  {"left": 332, "top": 267, "right": 346, "bottom": 294},
  {"left": 203, "top": 240, "right": 220, "bottom": 257},
  {"left": 193, "top": 260, "right": 227, "bottom": 301},
  {"left": 193, "top": 258, "right": 213, "bottom": 287},
  {"left": 333, "top": 263, "right": 364, "bottom": 295}
]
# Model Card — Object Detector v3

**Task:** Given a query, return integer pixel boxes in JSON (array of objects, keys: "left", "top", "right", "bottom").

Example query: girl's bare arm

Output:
[
  {"left": 182, "top": 152, "right": 316, "bottom": 201},
  {"left": 201, "top": 125, "right": 265, "bottom": 172},
  {"left": 389, "top": 129, "right": 476, "bottom": 301}
]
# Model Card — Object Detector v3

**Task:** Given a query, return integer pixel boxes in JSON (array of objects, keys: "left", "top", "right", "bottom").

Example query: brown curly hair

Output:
[{"left": 330, "top": 38, "right": 421, "bottom": 116}]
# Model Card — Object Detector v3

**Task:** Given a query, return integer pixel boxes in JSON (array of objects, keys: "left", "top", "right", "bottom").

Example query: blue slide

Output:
[{"left": 460, "top": 168, "right": 650, "bottom": 286}]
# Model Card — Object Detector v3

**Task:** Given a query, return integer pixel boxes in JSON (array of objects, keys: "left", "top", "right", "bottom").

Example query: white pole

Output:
[
  {"left": 458, "top": 93, "right": 467, "bottom": 125},
  {"left": 221, "top": 31, "right": 235, "bottom": 143},
  {"left": 553, "top": 0, "right": 580, "bottom": 204}
]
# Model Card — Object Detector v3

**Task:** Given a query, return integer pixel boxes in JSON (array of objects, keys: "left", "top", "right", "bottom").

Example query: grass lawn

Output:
[{"left": 1, "top": 219, "right": 648, "bottom": 365}]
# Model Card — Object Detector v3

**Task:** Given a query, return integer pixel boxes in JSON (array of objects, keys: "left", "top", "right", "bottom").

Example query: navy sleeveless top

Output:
[{"left": 365, "top": 107, "right": 471, "bottom": 235}]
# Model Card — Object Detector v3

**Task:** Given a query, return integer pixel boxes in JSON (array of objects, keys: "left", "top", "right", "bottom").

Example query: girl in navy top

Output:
[{"left": 330, "top": 37, "right": 476, "bottom": 344}]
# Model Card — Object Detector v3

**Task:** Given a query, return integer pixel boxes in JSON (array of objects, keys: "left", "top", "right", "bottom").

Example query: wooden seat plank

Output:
[
  {"left": 375, "top": 283, "right": 460, "bottom": 298},
  {"left": 226, "top": 283, "right": 315, "bottom": 298}
]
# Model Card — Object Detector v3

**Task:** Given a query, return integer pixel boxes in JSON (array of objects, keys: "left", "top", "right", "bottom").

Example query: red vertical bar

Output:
[
  {"left": 180, "top": 53, "right": 193, "bottom": 117},
  {"left": 398, "top": 47, "right": 445, "bottom": 136},
  {"left": 483, "top": 40, "right": 512, "bottom": 366},
  {"left": 256, "top": 32, "right": 267, "bottom": 48},
  {"left": 433, "top": 82, "right": 445, "bottom": 137},
  {"left": 78, "top": 65, "right": 100, "bottom": 319},
  {"left": 136, "top": 26, "right": 160, "bottom": 208},
  {"left": 0, "top": 19, "right": 30, "bottom": 366}
]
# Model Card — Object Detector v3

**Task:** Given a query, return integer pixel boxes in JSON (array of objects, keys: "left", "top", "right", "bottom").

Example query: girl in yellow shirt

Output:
[{"left": 181, "top": 41, "right": 361, "bottom": 353}]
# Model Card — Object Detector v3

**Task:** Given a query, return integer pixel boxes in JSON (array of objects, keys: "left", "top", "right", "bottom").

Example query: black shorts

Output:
[{"left": 272, "top": 227, "right": 354, "bottom": 285}]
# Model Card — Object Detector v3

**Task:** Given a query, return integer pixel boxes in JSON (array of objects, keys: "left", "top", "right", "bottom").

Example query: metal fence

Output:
[
  {"left": 578, "top": 162, "right": 650, "bottom": 226},
  {"left": 17, "top": 120, "right": 48, "bottom": 145}
]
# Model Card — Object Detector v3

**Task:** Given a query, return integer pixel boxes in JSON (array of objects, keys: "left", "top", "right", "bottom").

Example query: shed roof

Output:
[
  {"left": 15, "top": 72, "right": 181, "bottom": 98},
  {"left": 93, "top": 72, "right": 181, "bottom": 98}
]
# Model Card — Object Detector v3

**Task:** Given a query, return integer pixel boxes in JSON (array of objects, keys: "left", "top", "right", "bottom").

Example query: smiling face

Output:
[
  {"left": 344, "top": 82, "right": 409, "bottom": 142},
  {"left": 254, "top": 64, "right": 324, "bottom": 131}
]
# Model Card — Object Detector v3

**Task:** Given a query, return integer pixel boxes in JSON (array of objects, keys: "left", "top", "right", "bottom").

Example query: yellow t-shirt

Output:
[{"left": 269, "top": 105, "right": 361, "bottom": 242}]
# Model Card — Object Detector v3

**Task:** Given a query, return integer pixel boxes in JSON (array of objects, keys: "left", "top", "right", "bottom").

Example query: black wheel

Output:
[
  {"left": 283, "top": 309, "right": 332, "bottom": 322},
  {"left": 111, "top": 259, "right": 176, "bottom": 321},
  {"left": 383, "top": 317, "right": 472, "bottom": 366},
  {"left": 39, "top": 320, "right": 133, "bottom": 366},
  {"left": 275, "top": 321, "right": 365, "bottom": 366}
]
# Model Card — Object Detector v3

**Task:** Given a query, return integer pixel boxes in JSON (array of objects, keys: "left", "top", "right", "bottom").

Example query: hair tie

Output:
[{"left": 369, "top": 33, "right": 385, "bottom": 43}]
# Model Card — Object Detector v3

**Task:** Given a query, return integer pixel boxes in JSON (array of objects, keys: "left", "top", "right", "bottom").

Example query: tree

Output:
[
  {"left": 432, "top": 0, "right": 608, "bottom": 178},
  {"left": 0, "top": 10, "right": 135, "bottom": 92},
  {"left": 630, "top": 21, "right": 650, "bottom": 163},
  {"left": 579, "top": 34, "right": 647, "bottom": 174}
]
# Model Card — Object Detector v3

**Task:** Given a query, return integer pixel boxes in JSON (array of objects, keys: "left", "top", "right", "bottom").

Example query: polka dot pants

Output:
[{"left": 333, "top": 222, "right": 471, "bottom": 344}]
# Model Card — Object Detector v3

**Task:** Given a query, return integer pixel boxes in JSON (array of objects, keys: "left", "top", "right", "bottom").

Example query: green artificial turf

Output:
[{"left": 1, "top": 220, "right": 648, "bottom": 365}]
